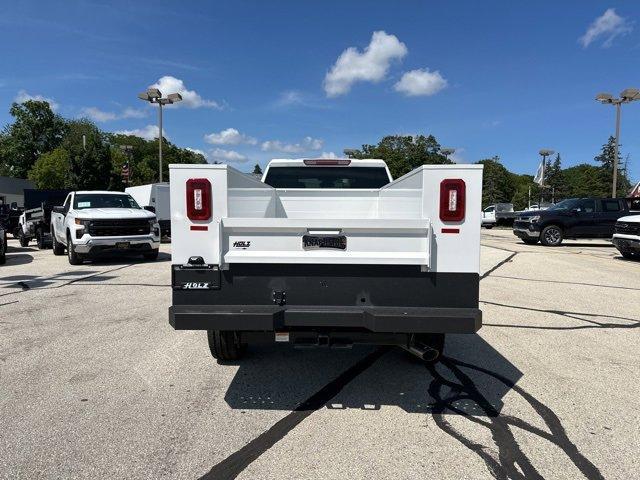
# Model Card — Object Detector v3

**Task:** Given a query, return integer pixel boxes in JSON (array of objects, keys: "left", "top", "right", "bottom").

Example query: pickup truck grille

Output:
[
  {"left": 615, "top": 222, "right": 640, "bottom": 235},
  {"left": 88, "top": 219, "right": 150, "bottom": 237}
]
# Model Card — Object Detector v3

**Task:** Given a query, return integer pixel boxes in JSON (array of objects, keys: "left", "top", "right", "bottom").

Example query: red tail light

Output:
[
  {"left": 439, "top": 179, "right": 466, "bottom": 222},
  {"left": 186, "top": 178, "right": 211, "bottom": 221}
]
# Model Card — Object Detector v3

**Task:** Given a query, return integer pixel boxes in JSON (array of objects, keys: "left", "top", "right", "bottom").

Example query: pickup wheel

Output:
[
  {"left": 621, "top": 251, "right": 638, "bottom": 260},
  {"left": 143, "top": 249, "right": 159, "bottom": 261},
  {"left": 484, "top": 225, "right": 494, "bottom": 229},
  {"left": 51, "top": 229, "right": 65, "bottom": 256},
  {"left": 0, "top": 233, "right": 6, "bottom": 264},
  {"left": 67, "top": 233, "right": 83, "bottom": 265},
  {"left": 36, "top": 229, "right": 48, "bottom": 250},
  {"left": 18, "top": 231, "right": 29, "bottom": 248},
  {"left": 540, "top": 225, "right": 563, "bottom": 246},
  {"left": 207, "top": 330, "right": 246, "bottom": 361}
]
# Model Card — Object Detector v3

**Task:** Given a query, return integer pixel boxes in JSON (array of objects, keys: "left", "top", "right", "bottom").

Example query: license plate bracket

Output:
[
  {"left": 115, "top": 241, "right": 130, "bottom": 249},
  {"left": 302, "top": 235, "right": 347, "bottom": 250}
]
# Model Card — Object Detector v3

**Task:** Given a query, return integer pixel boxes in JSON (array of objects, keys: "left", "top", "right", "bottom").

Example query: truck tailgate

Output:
[{"left": 222, "top": 218, "right": 430, "bottom": 266}]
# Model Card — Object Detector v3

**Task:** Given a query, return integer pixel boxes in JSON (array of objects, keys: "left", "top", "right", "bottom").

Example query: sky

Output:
[{"left": 1, "top": 1, "right": 639, "bottom": 181}]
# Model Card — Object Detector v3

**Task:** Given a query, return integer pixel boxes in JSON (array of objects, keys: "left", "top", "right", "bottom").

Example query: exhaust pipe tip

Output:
[{"left": 402, "top": 343, "right": 439, "bottom": 362}]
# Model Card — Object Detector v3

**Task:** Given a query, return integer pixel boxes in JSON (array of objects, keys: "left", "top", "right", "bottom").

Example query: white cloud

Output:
[
  {"left": 149, "top": 76, "right": 222, "bottom": 109},
  {"left": 579, "top": 8, "right": 632, "bottom": 48},
  {"left": 261, "top": 136, "right": 324, "bottom": 154},
  {"left": 394, "top": 69, "right": 447, "bottom": 97},
  {"left": 204, "top": 128, "right": 257, "bottom": 145},
  {"left": 115, "top": 125, "right": 166, "bottom": 141},
  {"left": 209, "top": 148, "right": 249, "bottom": 164},
  {"left": 186, "top": 147, "right": 207, "bottom": 157},
  {"left": 15, "top": 90, "right": 59, "bottom": 111},
  {"left": 80, "top": 106, "right": 147, "bottom": 122},
  {"left": 321, "top": 151, "right": 338, "bottom": 159},
  {"left": 324, "top": 31, "right": 407, "bottom": 97}
]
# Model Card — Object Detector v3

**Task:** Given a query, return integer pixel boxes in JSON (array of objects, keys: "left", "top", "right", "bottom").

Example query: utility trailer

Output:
[
  {"left": 168, "top": 158, "right": 483, "bottom": 363},
  {"left": 125, "top": 183, "right": 171, "bottom": 237},
  {"left": 18, "top": 189, "right": 70, "bottom": 248}
]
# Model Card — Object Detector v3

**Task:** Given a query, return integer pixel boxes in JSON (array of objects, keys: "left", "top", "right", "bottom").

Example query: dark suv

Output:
[{"left": 513, "top": 198, "right": 633, "bottom": 246}]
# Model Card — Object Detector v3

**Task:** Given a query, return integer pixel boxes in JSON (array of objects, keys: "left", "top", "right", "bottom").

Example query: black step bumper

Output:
[{"left": 169, "top": 304, "right": 482, "bottom": 333}]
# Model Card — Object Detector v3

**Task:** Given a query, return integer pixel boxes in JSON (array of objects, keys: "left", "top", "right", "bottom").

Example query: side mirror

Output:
[
  {"left": 52, "top": 206, "right": 65, "bottom": 214},
  {"left": 10, "top": 202, "right": 18, "bottom": 211},
  {"left": 144, "top": 205, "right": 156, "bottom": 213}
]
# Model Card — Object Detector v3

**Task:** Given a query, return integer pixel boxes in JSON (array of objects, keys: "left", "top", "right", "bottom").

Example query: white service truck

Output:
[
  {"left": 50, "top": 190, "right": 161, "bottom": 264},
  {"left": 168, "top": 158, "right": 483, "bottom": 363},
  {"left": 125, "top": 183, "right": 171, "bottom": 237}
]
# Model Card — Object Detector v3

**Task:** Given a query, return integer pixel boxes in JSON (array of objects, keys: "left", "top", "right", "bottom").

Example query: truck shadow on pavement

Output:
[
  {"left": 224, "top": 334, "right": 521, "bottom": 415},
  {"left": 2, "top": 253, "right": 33, "bottom": 266},
  {"left": 212, "top": 335, "right": 603, "bottom": 480}
]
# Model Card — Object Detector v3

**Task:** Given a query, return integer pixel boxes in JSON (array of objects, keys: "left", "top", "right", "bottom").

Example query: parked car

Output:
[
  {"left": 0, "top": 202, "right": 23, "bottom": 239},
  {"left": 513, "top": 197, "right": 637, "bottom": 246},
  {"left": 612, "top": 215, "right": 640, "bottom": 260},
  {"left": 168, "top": 158, "right": 483, "bottom": 364},
  {"left": 482, "top": 203, "right": 515, "bottom": 228},
  {"left": 50, "top": 190, "right": 161, "bottom": 264},
  {"left": 0, "top": 223, "right": 6, "bottom": 264},
  {"left": 17, "top": 189, "right": 70, "bottom": 248},
  {"left": 125, "top": 183, "right": 171, "bottom": 237}
]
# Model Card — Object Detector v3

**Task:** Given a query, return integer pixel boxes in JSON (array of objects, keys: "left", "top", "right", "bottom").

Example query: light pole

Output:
[
  {"left": 538, "top": 149, "right": 554, "bottom": 207},
  {"left": 441, "top": 147, "right": 455, "bottom": 162},
  {"left": 138, "top": 88, "right": 182, "bottom": 182},
  {"left": 595, "top": 88, "right": 640, "bottom": 197}
]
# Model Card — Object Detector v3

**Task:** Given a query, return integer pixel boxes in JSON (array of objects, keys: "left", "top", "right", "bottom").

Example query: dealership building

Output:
[{"left": 0, "top": 176, "right": 35, "bottom": 207}]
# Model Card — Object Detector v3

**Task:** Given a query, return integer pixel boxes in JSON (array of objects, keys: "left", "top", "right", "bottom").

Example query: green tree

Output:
[
  {"left": 28, "top": 147, "right": 71, "bottom": 189},
  {"left": 351, "top": 134, "right": 451, "bottom": 179},
  {"left": 0, "top": 100, "right": 67, "bottom": 177},
  {"left": 594, "top": 136, "right": 631, "bottom": 196},
  {"left": 545, "top": 153, "right": 567, "bottom": 201},
  {"left": 107, "top": 134, "right": 207, "bottom": 186},
  {"left": 253, "top": 163, "right": 263, "bottom": 175},
  {"left": 477, "top": 156, "right": 516, "bottom": 207},
  {"left": 562, "top": 164, "right": 609, "bottom": 198},
  {"left": 63, "top": 120, "right": 112, "bottom": 190}
]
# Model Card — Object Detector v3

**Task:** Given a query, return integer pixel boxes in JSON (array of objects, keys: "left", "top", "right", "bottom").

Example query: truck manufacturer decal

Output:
[
  {"left": 181, "top": 282, "right": 211, "bottom": 289},
  {"left": 233, "top": 240, "right": 251, "bottom": 249}
]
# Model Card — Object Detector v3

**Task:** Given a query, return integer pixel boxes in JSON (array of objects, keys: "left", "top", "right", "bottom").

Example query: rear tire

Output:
[
  {"left": 484, "top": 225, "right": 494, "bottom": 229},
  {"left": 67, "top": 233, "right": 83, "bottom": 265},
  {"left": 207, "top": 330, "right": 246, "bottom": 361},
  {"left": 540, "top": 225, "right": 563, "bottom": 246},
  {"left": 52, "top": 229, "right": 65, "bottom": 256},
  {"left": 0, "top": 232, "right": 6, "bottom": 264},
  {"left": 36, "top": 229, "right": 47, "bottom": 249},
  {"left": 143, "top": 248, "right": 159, "bottom": 261},
  {"left": 522, "top": 238, "right": 539, "bottom": 245},
  {"left": 621, "top": 251, "right": 637, "bottom": 260},
  {"left": 18, "top": 232, "right": 29, "bottom": 248}
]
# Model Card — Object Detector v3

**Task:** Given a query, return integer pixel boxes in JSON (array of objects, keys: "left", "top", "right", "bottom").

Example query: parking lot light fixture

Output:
[
  {"left": 595, "top": 88, "right": 640, "bottom": 197},
  {"left": 441, "top": 148, "right": 455, "bottom": 162},
  {"left": 138, "top": 89, "right": 183, "bottom": 182}
]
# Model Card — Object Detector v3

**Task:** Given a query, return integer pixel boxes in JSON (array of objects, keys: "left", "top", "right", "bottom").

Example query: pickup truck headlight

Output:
[
  {"left": 528, "top": 215, "right": 541, "bottom": 223},
  {"left": 74, "top": 218, "right": 91, "bottom": 228},
  {"left": 149, "top": 219, "right": 160, "bottom": 236}
]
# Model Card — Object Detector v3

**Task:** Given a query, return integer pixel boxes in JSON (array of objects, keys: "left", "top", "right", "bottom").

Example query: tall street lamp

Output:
[
  {"left": 138, "top": 88, "right": 182, "bottom": 182},
  {"left": 595, "top": 88, "right": 640, "bottom": 197},
  {"left": 441, "top": 147, "right": 455, "bottom": 162},
  {"left": 538, "top": 149, "right": 554, "bottom": 207}
]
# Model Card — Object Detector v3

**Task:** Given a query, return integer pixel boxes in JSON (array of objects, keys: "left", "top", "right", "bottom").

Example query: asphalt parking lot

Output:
[{"left": 0, "top": 229, "right": 638, "bottom": 480}]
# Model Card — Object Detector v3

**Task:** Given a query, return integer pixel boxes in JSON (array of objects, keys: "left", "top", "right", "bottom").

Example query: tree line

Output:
[
  {"left": 0, "top": 100, "right": 206, "bottom": 190},
  {"left": 350, "top": 134, "right": 634, "bottom": 209},
  {"left": 0, "top": 99, "right": 634, "bottom": 206}
]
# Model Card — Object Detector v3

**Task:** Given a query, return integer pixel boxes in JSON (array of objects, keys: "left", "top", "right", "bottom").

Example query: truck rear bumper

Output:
[{"left": 169, "top": 304, "right": 481, "bottom": 333}]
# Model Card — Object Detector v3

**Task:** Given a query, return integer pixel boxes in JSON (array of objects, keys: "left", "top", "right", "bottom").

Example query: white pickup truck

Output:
[
  {"left": 51, "top": 190, "right": 161, "bottom": 264},
  {"left": 168, "top": 158, "right": 483, "bottom": 363},
  {"left": 612, "top": 214, "right": 640, "bottom": 260}
]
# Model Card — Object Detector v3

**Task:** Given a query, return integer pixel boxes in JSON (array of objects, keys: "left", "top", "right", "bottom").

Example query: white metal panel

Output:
[
  {"left": 222, "top": 218, "right": 430, "bottom": 266},
  {"left": 275, "top": 189, "right": 380, "bottom": 219}
]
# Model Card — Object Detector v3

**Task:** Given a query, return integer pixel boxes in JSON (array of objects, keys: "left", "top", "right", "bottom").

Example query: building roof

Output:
[{"left": 0, "top": 176, "right": 35, "bottom": 195}]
